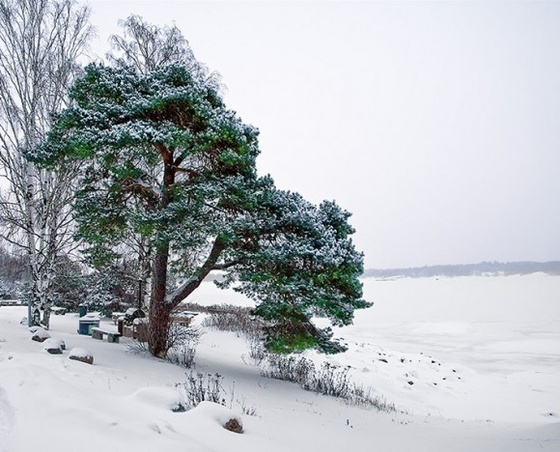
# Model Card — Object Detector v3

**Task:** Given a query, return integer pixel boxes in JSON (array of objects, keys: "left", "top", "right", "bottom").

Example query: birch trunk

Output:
[{"left": 0, "top": 0, "right": 93, "bottom": 327}]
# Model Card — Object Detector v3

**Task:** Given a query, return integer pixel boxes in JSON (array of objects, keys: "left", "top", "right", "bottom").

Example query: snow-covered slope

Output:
[{"left": 1, "top": 274, "right": 559, "bottom": 451}]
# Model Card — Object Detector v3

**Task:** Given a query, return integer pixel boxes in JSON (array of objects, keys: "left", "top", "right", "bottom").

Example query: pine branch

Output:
[{"left": 165, "top": 235, "right": 226, "bottom": 306}]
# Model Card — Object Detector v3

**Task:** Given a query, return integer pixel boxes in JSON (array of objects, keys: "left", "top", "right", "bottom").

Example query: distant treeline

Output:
[
  {"left": 0, "top": 247, "right": 28, "bottom": 282},
  {"left": 363, "top": 261, "right": 560, "bottom": 279}
]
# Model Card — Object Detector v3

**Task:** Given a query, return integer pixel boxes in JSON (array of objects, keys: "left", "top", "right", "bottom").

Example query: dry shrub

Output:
[
  {"left": 202, "top": 304, "right": 267, "bottom": 340},
  {"left": 261, "top": 354, "right": 396, "bottom": 413},
  {"left": 176, "top": 372, "right": 226, "bottom": 409}
]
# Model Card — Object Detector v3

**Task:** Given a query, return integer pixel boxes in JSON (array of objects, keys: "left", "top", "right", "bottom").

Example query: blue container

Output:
[
  {"left": 78, "top": 318, "right": 99, "bottom": 335},
  {"left": 78, "top": 304, "right": 87, "bottom": 317}
]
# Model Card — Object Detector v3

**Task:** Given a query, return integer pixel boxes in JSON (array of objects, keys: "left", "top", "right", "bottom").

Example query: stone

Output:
[
  {"left": 69, "top": 354, "right": 93, "bottom": 364},
  {"left": 43, "top": 339, "right": 65, "bottom": 354},
  {"left": 223, "top": 418, "right": 243, "bottom": 434},
  {"left": 31, "top": 328, "right": 51, "bottom": 343},
  {"left": 68, "top": 347, "right": 93, "bottom": 365},
  {"left": 45, "top": 346, "right": 63, "bottom": 355}
]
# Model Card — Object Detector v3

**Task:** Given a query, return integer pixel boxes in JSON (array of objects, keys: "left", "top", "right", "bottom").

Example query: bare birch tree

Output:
[
  {"left": 0, "top": 0, "right": 93, "bottom": 327},
  {"left": 107, "top": 15, "right": 212, "bottom": 78}
]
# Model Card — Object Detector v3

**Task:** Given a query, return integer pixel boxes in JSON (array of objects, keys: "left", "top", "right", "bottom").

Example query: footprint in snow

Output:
[{"left": 0, "top": 387, "right": 15, "bottom": 440}]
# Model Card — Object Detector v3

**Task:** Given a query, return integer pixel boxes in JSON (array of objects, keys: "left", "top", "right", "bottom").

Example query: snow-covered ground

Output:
[{"left": 1, "top": 273, "right": 559, "bottom": 451}]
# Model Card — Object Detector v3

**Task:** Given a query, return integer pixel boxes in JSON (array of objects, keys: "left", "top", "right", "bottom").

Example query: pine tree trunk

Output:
[
  {"left": 148, "top": 306, "right": 172, "bottom": 358},
  {"left": 148, "top": 241, "right": 171, "bottom": 357},
  {"left": 148, "top": 148, "right": 174, "bottom": 358}
]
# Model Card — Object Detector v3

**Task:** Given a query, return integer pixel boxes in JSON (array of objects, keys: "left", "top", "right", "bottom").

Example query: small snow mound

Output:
[
  {"left": 148, "top": 419, "right": 177, "bottom": 435},
  {"left": 68, "top": 347, "right": 93, "bottom": 364},
  {"left": 130, "top": 387, "right": 186, "bottom": 412},
  {"left": 31, "top": 328, "right": 51, "bottom": 342},
  {"left": 43, "top": 338, "right": 65, "bottom": 354},
  {"left": 192, "top": 401, "right": 243, "bottom": 433},
  {"left": 69, "top": 347, "right": 91, "bottom": 358}
]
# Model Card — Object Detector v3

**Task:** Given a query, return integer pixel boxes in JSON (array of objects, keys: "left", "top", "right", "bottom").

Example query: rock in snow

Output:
[
  {"left": 129, "top": 387, "right": 187, "bottom": 413},
  {"left": 193, "top": 401, "right": 244, "bottom": 434},
  {"left": 68, "top": 347, "right": 93, "bottom": 365},
  {"left": 223, "top": 417, "right": 243, "bottom": 433},
  {"left": 31, "top": 328, "right": 51, "bottom": 343},
  {"left": 43, "top": 338, "right": 66, "bottom": 354}
]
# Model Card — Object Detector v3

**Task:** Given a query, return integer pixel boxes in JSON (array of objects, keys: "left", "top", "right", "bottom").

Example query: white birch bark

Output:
[{"left": 0, "top": 0, "right": 93, "bottom": 327}]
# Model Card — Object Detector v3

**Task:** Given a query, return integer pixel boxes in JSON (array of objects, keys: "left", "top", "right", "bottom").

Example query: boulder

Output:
[
  {"left": 43, "top": 339, "right": 65, "bottom": 354},
  {"left": 31, "top": 328, "right": 51, "bottom": 343},
  {"left": 68, "top": 347, "right": 93, "bottom": 365},
  {"left": 192, "top": 401, "right": 244, "bottom": 434},
  {"left": 223, "top": 418, "right": 243, "bottom": 434}
]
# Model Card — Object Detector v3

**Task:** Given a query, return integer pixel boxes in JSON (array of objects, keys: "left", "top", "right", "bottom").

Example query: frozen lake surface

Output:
[{"left": 1, "top": 273, "right": 559, "bottom": 451}]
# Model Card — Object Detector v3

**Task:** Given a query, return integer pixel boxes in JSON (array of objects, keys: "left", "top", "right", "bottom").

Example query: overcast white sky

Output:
[{"left": 87, "top": 0, "right": 560, "bottom": 269}]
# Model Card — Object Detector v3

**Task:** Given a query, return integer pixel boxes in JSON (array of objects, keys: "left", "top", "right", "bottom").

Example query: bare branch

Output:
[{"left": 0, "top": 0, "right": 93, "bottom": 327}]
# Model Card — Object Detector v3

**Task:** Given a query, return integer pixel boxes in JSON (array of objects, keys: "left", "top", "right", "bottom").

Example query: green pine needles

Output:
[{"left": 29, "top": 61, "right": 370, "bottom": 357}]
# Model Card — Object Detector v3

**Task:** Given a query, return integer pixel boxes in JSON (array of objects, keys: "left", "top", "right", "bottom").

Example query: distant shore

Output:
[{"left": 363, "top": 261, "right": 560, "bottom": 278}]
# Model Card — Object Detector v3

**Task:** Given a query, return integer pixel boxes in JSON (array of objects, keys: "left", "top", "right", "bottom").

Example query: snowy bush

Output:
[
  {"left": 346, "top": 385, "right": 396, "bottom": 412},
  {"left": 202, "top": 304, "right": 266, "bottom": 340},
  {"left": 261, "top": 354, "right": 314, "bottom": 384},
  {"left": 166, "top": 325, "right": 202, "bottom": 368},
  {"left": 304, "top": 362, "right": 352, "bottom": 397},
  {"left": 242, "top": 336, "right": 267, "bottom": 367},
  {"left": 202, "top": 303, "right": 271, "bottom": 365},
  {"left": 261, "top": 355, "right": 396, "bottom": 412},
  {"left": 176, "top": 372, "right": 227, "bottom": 409}
]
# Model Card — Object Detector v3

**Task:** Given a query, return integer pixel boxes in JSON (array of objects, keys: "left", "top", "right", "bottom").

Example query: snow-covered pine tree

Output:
[
  {"left": 31, "top": 62, "right": 260, "bottom": 357},
  {"left": 31, "top": 30, "right": 369, "bottom": 357},
  {"left": 219, "top": 178, "right": 369, "bottom": 353}
]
